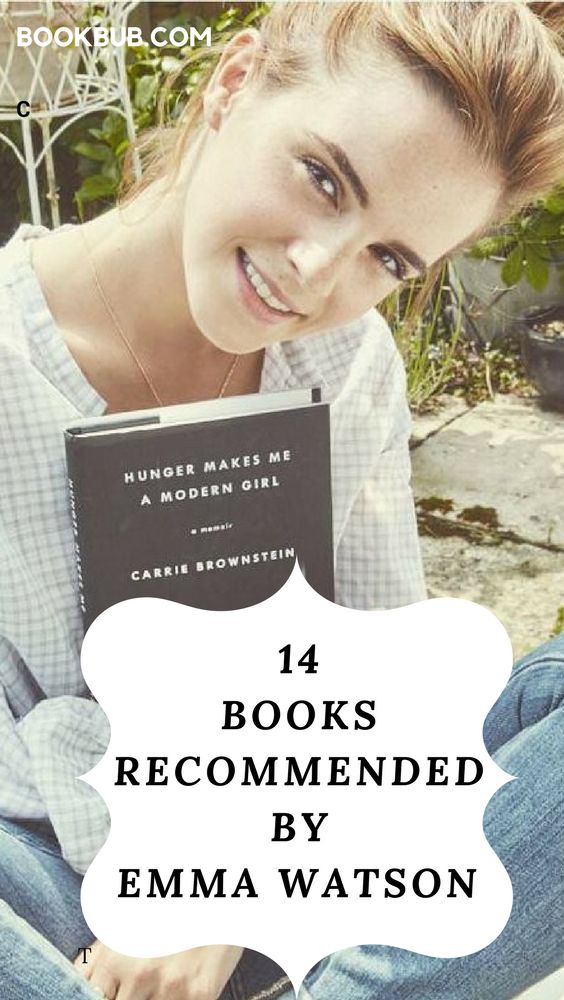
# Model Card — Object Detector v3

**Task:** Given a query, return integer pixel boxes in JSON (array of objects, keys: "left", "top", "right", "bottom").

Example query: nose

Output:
[{"left": 286, "top": 235, "right": 349, "bottom": 297}]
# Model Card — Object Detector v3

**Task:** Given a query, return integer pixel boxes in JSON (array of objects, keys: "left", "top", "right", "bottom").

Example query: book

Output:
[{"left": 65, "top": 387, "right": 334, "bottom": 628}]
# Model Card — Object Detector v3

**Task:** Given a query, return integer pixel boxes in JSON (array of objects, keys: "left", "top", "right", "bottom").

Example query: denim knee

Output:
[
  {"left": 484, "top": 634, "right": 564, "bottom": 757},
  {"left": 0, "top": 817, "right": 91, "bottom": 958}
]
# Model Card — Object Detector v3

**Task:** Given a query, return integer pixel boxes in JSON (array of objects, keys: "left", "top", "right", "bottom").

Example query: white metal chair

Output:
[{"left": 0, "top": 1, "right": 140, "bottom": 225}]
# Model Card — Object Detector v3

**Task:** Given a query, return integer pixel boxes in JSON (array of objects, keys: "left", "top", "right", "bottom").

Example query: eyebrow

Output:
[
  {"left": 308, "top": 131, "right": 370, "bottom": 209},
  {"left": 307, "top": 131, "right": 428, "bottom": 278}
]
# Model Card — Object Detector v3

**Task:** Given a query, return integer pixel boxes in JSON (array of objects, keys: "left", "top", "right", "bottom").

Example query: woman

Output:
[{"left": 0, "top": 2, "right": 563, "bottom": 999}]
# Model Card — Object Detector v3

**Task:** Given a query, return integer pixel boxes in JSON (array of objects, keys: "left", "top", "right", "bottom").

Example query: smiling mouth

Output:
[{"left": 238, "top": 249, "right": 297, "bottom": 316}]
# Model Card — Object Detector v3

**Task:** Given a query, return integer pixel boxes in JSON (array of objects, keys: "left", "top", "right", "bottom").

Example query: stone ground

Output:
[
  {"left": 411, "top": 395, "right": 564, "bottom": 1000},
  {"left": 411, "top": 395, "right": 564, "bottom": 659}
]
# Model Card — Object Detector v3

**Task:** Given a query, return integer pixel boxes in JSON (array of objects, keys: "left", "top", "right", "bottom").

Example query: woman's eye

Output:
[
  {"left": 301, "top": 157, "right": 340, "bottom": 206},
  {"left": 370, "top": 245, "right": 407, "bottom": 282}
]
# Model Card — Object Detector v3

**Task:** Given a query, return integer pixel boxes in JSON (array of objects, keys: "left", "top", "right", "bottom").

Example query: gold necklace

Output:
[{"left": 80, "top": 228, "right": 239, "bottom": 407}]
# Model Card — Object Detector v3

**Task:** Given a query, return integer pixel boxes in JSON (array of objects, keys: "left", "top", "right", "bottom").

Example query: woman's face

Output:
[{"left": 181, "top": 35, "right": 501, "bottom": 354}]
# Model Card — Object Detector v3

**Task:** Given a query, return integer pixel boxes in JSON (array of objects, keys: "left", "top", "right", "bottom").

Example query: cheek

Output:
[
  {"left": 185, "top": 197, "right": 287, "bottom": 259},
  {"left": 330, "top": 262, "right": 397, "bottom": 321}
]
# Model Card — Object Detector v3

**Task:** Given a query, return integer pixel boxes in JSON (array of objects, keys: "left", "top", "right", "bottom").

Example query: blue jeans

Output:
[
  {"left": 0, "top": 818, "right": 99, "bottom": 999},
  {"left": 1, "top": 637, "right": 563, "bottom": 1000},
  {"left": 281, "top": 634, "right": 564, "bottom": 1000},
  {"left": 0, "top": 822, "right": 290, "bottom": 999}
]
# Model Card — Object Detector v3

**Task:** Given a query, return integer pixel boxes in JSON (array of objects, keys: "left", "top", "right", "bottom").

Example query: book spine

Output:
[{"left": 65, "top": 436, "right": 89, "bottom": 623}]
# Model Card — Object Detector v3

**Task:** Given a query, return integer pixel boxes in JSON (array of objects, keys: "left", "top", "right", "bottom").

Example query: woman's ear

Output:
[{"left": 203, "top": 29, "right": 262, "bottom": 131}]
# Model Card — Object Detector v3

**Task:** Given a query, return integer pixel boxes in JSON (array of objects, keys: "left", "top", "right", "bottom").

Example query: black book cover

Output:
[{"left": 65, "top": 389, "right": 334, "bottom": 628}]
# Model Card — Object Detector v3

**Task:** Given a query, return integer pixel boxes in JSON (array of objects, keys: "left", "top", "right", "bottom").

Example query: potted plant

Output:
[{"left": 451, "top": 185, "right": 564, "bottom": 343}]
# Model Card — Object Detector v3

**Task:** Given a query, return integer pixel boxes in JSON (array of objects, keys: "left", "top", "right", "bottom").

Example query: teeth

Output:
[{"left": 242, "top": 253, "right": 292, "bottom": 313}]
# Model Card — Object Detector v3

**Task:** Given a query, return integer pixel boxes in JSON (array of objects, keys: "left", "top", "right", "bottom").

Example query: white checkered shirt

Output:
[{"left": 0, "top": 226, "right": 425, "bottom": 873}]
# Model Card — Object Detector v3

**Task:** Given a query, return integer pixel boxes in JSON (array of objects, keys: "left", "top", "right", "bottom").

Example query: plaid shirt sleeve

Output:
[
  {"left": 18, "top": 697, "right": 111, "bottom": 874},
  {"left": 334, "top": 351, "right": 426, "bottom": 609}
]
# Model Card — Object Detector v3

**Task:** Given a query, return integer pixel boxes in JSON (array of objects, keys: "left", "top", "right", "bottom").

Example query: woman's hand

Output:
[{"left": 74, "top": 941, "right": 244, "bottom": 1000}]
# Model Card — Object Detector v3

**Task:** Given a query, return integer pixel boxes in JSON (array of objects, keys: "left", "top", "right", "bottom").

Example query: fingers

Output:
[
  {"left": 113, "top": 971, "right": 156, "bottom": 1000},
  {"left": 75, "top": 943, "right": 242, "bottom": 1000},
  {"left": 80, "top": 942, "right": 120, "bottom": 1000},
  {"left": 89, "top": 977, "right": 119, "bottom": 1000}
]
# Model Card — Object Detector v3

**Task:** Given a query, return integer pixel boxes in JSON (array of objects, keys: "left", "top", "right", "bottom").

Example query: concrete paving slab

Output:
[
  {"left": 411, "top": 395, "right": 564, "bottom": 655},
  {"left": 409, "top": 395, "right": 471, "bottom": 447},
  {"left": 420, "top": 535, "right": 563, "bottom": 658},
  {"left": 412, "top": 396, "right": 564, "bottom": 549}
]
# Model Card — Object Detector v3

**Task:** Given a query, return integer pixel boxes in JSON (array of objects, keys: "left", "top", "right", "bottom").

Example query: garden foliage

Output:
[
  {"left": 69, "top": 4, "right": 269, "bottom": 216},
  {"left": 470, "top": 187, "right": 564, "bottom": 292}
]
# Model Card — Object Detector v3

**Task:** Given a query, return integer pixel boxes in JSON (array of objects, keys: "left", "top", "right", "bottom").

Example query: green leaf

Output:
[
  {"left": 215, "top": 10, "right": 237, "bottom": 30},
  {"left": 244, "top": 7, "right": 267, "bottom": 24},
  {"left": 72, "top": 141, "right": 111, "bottom": 163},
  {"left": 523, "top": 248, "right": 550, "bottom": 291},
  {"left": 75, "top": 174, "right": 118, "bottom": 205},
  {"left": 543, "top": 191, "right": 564, "bottom": 216},
  {"left": 101, "top": 159, "right": 121, "bottom": 184},
  {"left": 100, "top": 112, "right": 126, "bottom": 144},
  {"left": 131, "top": 58, "right": 160, "bottom": 71},
  {"left": 470, "top": 236, "right": 510, "bottom": 259},
  {"left": 501, "top": 245, "right": 525, "bottom": 286},
  {"left": 528, "top": 216, "right": 563, "bottom": 240},
  {"left": 114, "top": 139, "right": 130, "bottom": 158},
  {"left": 135, "top": 110, "right": 152, "bottom": 131},
  {"left": 134, "top": 74, "right": 159, "bottom": 111}
]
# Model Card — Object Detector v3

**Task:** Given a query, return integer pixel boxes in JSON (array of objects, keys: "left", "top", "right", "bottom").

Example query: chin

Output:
[{"left": 195, "top": 315, "right": 266, "bottom": 355}]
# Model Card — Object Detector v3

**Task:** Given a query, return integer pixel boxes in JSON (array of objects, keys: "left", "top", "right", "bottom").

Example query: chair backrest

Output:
[{"left": 0, "top": 1, "right": 138, "bottom": 116}]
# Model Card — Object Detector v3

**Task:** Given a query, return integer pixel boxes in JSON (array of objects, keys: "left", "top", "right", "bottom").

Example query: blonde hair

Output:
[{"left": 128, "top": 1, "right": 564, "bottom": 223}]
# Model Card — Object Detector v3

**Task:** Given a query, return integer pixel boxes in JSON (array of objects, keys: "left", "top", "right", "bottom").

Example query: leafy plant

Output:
[
  {"left": 386, "top": 268, "right": 465, "bottom": 412},
  {"left": 443, "top": 338, "right": 534, "bottom": 404},
  {"left": 470, "top": 186, "right": 564, "bottom": 292},
  {"left": 65, "top": 4, "right": 269, "bottom": 217},
  {"left": 384, "top": 266, "right": 536, "bottom": 411}
]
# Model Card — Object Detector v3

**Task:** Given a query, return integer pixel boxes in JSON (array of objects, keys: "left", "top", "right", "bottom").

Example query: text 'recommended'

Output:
[{"left": 80, "top": 566, "right": 513, "bottom": 991}]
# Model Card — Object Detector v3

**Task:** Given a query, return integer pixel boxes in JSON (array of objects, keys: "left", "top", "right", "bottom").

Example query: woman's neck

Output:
[
  {"left": 82, "top": 182, "right": 204, "bottom": 355},
  {"left": 31, "top": 179, "right": 264, "bottom": 411}
]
